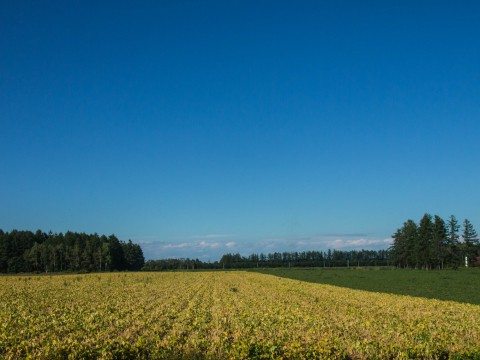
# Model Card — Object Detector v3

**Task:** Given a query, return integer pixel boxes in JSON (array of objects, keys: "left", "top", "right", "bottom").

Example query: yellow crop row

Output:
[{"left": 1, "top": 272, "right": 479, "bottom": 359}]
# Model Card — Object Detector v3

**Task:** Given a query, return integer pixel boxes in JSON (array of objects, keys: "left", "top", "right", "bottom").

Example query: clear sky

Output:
[{"left": 1, "top": 1, "right": 480, "bottom": 260}]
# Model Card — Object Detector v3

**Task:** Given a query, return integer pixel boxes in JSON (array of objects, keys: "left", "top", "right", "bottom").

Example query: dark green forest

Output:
[
  {"left": 0, "top": 230, "right": 144, "bottom": 273},
  {"left": 390, "top": 214, "right": 480, "bottom": 269}
]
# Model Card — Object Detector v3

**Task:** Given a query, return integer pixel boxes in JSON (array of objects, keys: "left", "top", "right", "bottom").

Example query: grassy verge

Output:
[{"left": 253, "top": 267, "right": 480, "bottom": 305}]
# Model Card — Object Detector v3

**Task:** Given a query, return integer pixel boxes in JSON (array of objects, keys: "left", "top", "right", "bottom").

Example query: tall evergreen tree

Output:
[
  {"left": 462, "top": 219, "right": 479, "bottom": 263},
  {"left": 432, "top": 215, "right": 447, "bottom": 269},
  {"left": 446, "top": 215, "right": 461, "bottom": 267},
  {"left": 390, "top": 227, "right": 403, "bottom": 267},
  {"left": 417, "top": 214, "right": 433, "bottom": 269},
  {"left": 404, "top": 220, "right": 419, "bottom": 268},
  {"left": 390, "top": 220, "right": 417, "bottom": 268}
]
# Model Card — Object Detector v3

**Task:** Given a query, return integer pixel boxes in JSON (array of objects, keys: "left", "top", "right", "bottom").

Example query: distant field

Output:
[
  {"left": 1, "top": 271, "right": 480, "bottom": 359},
  {"left": 254, "top": 267, "right": 480, "bottom": 305}
]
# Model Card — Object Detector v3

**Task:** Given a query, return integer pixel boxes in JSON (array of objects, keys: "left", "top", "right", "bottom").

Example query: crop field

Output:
[{"left": 1, "top": 272, "right": 480, "bottom": 359}]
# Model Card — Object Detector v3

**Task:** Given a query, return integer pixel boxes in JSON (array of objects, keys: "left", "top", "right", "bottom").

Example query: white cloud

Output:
[
  {"left": 163, "top": 242, "right": 191, "bottom": 249},
  {"left": 199, "top": 241, "right": 222, "bottom": 249},
  {"left": 190, "top": 234, "right": 235, "bottom": 240}
]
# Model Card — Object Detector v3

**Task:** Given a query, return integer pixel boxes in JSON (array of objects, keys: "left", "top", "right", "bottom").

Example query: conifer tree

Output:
[
  {"left": 446, "top": 215, "right": 461, "bottom": 267},
  {"left": 462, "top": 219, "right": 479, "bottom": 262},
  {"left": 432, "top": 215, "right": 447, "bottom": 269},
  {"left": 417, "top": 214, "right": 433, "bottom": 269}
]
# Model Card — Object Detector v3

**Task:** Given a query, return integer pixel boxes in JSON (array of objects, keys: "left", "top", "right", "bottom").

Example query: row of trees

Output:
[
  {"left": 219, "top": 249, "right": 390, "bottom": 268},
  {"left": 0, "top": 229, "right": 145, "bottom": 273},
  {"left": 142, "top": 249, "right": 390, "bottom": 271},
  {"left": 390, "top": 214, "right": 479, "bottom": 269}
]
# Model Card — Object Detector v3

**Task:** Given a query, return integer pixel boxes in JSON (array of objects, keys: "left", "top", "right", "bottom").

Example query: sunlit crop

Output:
[{"left": 1, "top": 271, "right": 479, "bottom": 359}]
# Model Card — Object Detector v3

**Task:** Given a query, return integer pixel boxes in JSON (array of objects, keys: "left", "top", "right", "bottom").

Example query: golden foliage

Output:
[{"left": 1, "top": 272, "right": 479, "bottom": 359}]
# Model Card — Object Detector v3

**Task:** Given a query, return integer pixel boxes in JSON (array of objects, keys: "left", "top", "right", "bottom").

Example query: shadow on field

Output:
[{"left": 250, "top": 268, "right": 480, "bottom": 305}]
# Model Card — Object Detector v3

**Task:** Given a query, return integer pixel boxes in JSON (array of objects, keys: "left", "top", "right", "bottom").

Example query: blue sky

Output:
[{"left": 1, "top": 1, "right": 480, "bottom": 260}]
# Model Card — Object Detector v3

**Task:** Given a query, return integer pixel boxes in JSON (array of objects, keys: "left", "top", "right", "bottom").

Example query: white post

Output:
[{"left": 465, "top": 256, "right": 468, "bottom": 268}]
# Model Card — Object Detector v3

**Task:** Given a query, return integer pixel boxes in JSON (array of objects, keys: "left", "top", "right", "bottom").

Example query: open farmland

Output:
[
  {"left": 1, "top": 272, "right": 480, "bottom": 359},
  {"left": 255, "top": 268, "right": 480, "bottom": 305}
]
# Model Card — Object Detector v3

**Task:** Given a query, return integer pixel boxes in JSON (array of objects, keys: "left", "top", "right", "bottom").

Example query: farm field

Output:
[
  {"left": 1, "top": 271, "right": 480, "bottom": 359},
  {"left": 255, "top": 267, "right": 480, "bottom": 305}
]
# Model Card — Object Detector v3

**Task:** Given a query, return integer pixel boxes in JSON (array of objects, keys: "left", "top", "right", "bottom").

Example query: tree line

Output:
[
  {"left": 5, "top": 214, "right": 478, "bottom": 273},
  {"left": 390, "top": 214, "right": 479, "bottom": 269},
  {"left": 0, "top": 229, "right": 145, "bottom": 273},
  {"left": 219, "top": 249, "right": 390, "bottom": 268},
  {"left": 142, "top": 249, "right": 390, "bottom": 271}
]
